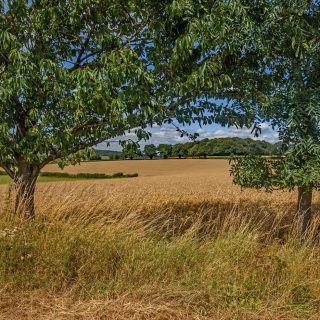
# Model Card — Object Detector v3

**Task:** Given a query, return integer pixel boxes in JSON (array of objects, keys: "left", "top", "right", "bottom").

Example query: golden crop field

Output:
[
  {"left": 37, "top": 159, "right": 319, "bottom": 220},
  {"left": 1, "top": 159, "right": 320, "bottom": 320}
]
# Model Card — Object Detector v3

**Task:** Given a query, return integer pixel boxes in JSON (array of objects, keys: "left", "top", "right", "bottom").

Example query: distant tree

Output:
[
  {"left": 122, "top": 144, "right": 141, "bottom": 160},
  {"left": 188, "top": 144, "right": 199, "bottom": 157},
  {"left": 89, "top": 149, "right": 102, "bottom": 161},
  {"left": 248, "top": 143, "right": 265, "bottom": 156},
  {"left": 144, "top": 144, "right": 157, "bottom": 160},
  {"left": 196, "top": 145, "right": 208, "bottom": 159},
  {"left": 157, "top": 144, "right": 172, "bottom": 159},
  {"left": 172, "top": 144, "right": 188, "bottom": 159}
]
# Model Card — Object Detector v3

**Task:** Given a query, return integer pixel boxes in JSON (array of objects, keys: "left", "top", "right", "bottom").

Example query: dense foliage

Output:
[
  {"left": 105, "top": 137, "right": 279, "bottom": 160},
  {"left": 186, "top": 138, "right": 278, "bottom": 157},
  {"left": 0, "top": 0, "right": 261, "bottom": 217},
  {"left": 122, "top": 143, "right": 142, "bottom": 160},
  {"left": 144, "top": 144, "right": 157, "bottom": 159},
  {"left": 222, "top": 0, "right": 320, "bottom": 234}
]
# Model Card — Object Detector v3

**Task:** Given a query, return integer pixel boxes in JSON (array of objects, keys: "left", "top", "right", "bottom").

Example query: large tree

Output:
[
  {"left": 0, "top": 0, "right": 169, "bottom": 217},
  {"left": 228, "top": 1, "right": 320, "bottom": 235},
  {"left": 0, "top": 0, "right": 261, "bottom": 218},
  {"left": 157, "top": 0, "right": 320, "bottom": 234}
]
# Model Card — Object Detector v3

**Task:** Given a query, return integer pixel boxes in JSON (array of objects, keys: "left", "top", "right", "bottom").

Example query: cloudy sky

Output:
[{"left": 97, "top": 122, "right": 278, "bottom": 151}]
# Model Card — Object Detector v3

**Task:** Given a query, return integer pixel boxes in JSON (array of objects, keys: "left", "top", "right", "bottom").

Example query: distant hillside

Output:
[
  {"left": 95, "top": 137, "right": 280, "bottom": 160},
  {"left": 172, "top": 137, "right": 280, "bottom": 157}
]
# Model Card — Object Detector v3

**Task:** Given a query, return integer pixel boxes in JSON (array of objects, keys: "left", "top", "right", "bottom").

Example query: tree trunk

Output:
[
  {"left": 14, "top": 166, "right": 39, "bottom": 219},
  {"left": 297, "top": 187, "right": 313, "bottom": 236}
]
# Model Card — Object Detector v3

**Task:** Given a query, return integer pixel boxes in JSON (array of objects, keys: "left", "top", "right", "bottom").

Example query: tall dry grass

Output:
[{"left": 0, "top": 166, "right": 319, "bottom": 319}]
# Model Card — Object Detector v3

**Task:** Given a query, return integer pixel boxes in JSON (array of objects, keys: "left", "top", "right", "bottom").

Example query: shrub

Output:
[
  {"left": 39, "top": 172, "right": 138, "bottom": 180},
  {"left": 0, "top": 171, "right": 138, "bottom": 180}
]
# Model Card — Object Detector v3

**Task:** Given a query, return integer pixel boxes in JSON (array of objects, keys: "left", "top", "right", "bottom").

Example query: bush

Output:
[
  {"left": 40, "top": 172, "right": 70, "bottom": 178},
  {"left": 0, "top": 171, "right": 138, "bottom": 180},
  {"left": 39, "top": 171, "right": 138, "bottom": 179}
]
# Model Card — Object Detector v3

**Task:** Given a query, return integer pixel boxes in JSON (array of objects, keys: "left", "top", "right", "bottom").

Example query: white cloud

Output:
[{"left": 96, "top": 124, "right": 278, "bottom": 151}]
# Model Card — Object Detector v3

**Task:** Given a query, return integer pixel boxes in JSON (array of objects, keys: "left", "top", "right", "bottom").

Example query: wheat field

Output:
[{"left": 0, "top": 159, "right": 320, "bottom": 319}]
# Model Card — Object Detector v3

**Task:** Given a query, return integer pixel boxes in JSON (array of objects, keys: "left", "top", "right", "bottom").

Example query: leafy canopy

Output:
[
  {"left": 0, "top": 0, "right": 168, "bottom": 177},
  {"left": 226, "top": 1, "right": 320, "bottom": 192},
  {"left": 122, "top": 143, "right": 141, "bottom": 159},
  {"left": 157, "top": 144, "right": 172, "bottom": 159},
  {"left": 144, "top": 144, "right": 157, "bottom": 159},
  {"left": 0, "top": 0, "right": 268, "bottom": 179}
]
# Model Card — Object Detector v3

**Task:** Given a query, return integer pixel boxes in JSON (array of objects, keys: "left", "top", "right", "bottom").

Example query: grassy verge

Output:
[{"left": 0, "top": 197, "right": 319, "bottom": 319}]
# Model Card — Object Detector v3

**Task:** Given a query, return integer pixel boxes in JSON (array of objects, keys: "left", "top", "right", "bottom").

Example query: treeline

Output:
[{"left": 96, "top": 137, "right": 280, "bottom": 160}]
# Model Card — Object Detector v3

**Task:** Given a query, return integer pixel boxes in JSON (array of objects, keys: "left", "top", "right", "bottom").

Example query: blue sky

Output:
[{"left": 97, "top": 123, "right": 278, "bottom": 151}]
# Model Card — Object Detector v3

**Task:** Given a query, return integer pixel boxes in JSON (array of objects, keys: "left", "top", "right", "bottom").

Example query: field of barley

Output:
[{"left": 0, "top": 159, "right": 320, "bottom": 319}]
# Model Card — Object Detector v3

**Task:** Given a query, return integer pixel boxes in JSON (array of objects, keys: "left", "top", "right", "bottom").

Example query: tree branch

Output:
[
  {"left": 0, "top": 161, "right": 14, "bottom": 179},
  {"left": 73, "top": 30, "right": 93, "bottom": 69}
]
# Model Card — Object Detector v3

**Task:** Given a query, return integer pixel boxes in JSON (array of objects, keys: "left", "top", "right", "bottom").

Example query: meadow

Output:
[{"left": 0, "top": 159, "right": 319, "bottom": 319}]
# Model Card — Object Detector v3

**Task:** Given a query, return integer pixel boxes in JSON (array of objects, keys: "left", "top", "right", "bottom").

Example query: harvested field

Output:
[
  {"left": 45, "top": 158, "right": 231, "bottom": 178},
  {"left": 0, "top": 159, "right": 320, "bottom": 320}
]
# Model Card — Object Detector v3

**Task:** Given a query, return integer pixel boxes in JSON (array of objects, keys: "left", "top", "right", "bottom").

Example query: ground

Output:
[
  {"left": 0, "top": 160, "right": 319, "bottom": 320},
  {"left": 38, "top": 159, "right": 318, "bottom": 215}
]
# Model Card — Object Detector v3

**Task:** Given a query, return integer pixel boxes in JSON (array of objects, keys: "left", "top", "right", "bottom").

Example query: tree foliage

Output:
[
  {"left": 1, "top": 0, "right": 264, "bottom": 217},
  {"left": 225, "top": 1, "right": 320, "bottom": 234},
  {"left": 172, "top": 144, "right": 188, "bottom": 158},
  {"left": 0, "top": 0, "right": 168, "bottom": 177},
  {"left": 230, "top": 1, "right": 320, "bottom": 190},
  {"left": 181, "top": 137, "right": 277, "bottom": 157},
  {"left": 157, "top": 144, "right": 173, "bottom": 159},
  {"left": 122, "top": 143, "right": 141, "bottom": 160},
  {"left": 144, "top": 144, "right": 157, "bottom": 159}
]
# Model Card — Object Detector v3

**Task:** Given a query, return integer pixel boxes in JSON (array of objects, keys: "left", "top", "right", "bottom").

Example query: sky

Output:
[{"left": 97, "top": 123, "right": 279, "bottom": 151}]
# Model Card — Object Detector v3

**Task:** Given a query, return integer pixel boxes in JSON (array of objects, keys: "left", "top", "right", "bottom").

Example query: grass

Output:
[{"left": 0, "top": 160, "right": 319, "bottom": 319}]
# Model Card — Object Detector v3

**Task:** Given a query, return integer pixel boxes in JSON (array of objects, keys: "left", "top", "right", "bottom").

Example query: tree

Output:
[
  {"left": 196, "top": 144, "right": 208, "bottom": 159},
  {"left": 89, "top": 149, "right": 102, "bottom": 161},
  {"left": 188, "top": 144, "right": 199, "bottom": 157},
  {"left": 144, "top": 144, "right": 157, "bottom": 159},
  {"left": 157, "top": 144, "right": 172, "bottom": 159},
  {"left": 122, "top": 143, "right": 141, "bottom": 160},
  {"left": 0, "top": 0, "right": 171, "bottom": 218},
  {"left": 0, "top": 0, "right": 270, "bottom": 218},
  {"left": 228, "top": 1, "right": 320, "bottom": 235},
  {"left": 172, "top": 144, "right": 188, "bottom": 159}
]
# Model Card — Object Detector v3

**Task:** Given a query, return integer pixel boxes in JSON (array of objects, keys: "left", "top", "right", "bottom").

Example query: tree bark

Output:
[
  {"left": 297, "top": 187, "right": 313, "bottom": 236},
  {"left": 14, "top": 165, "right": 39, "bottom": 219}
]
